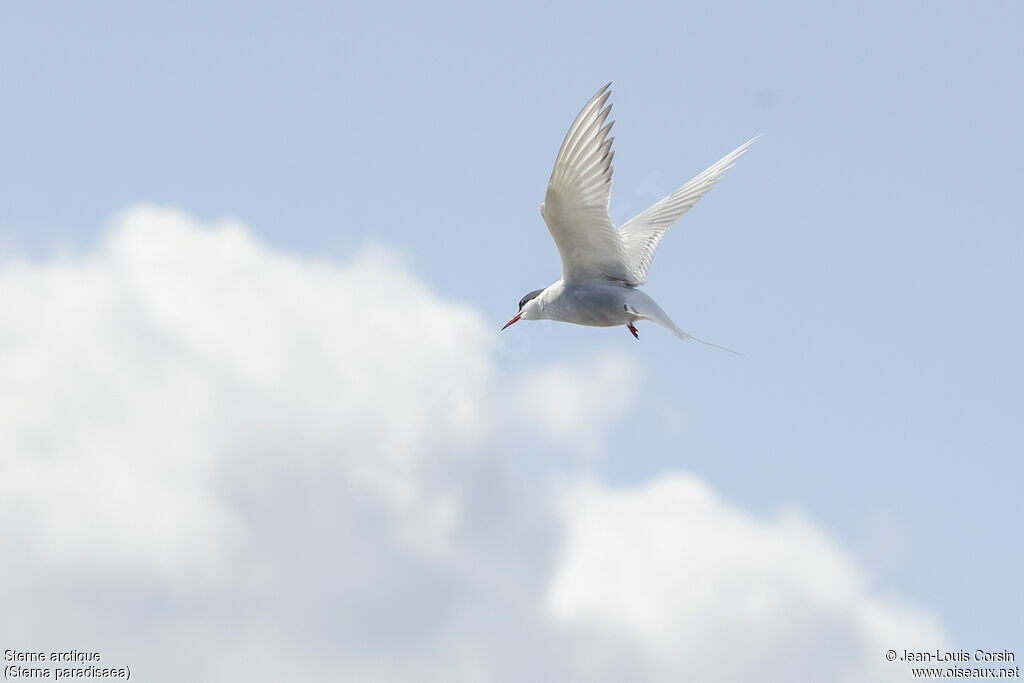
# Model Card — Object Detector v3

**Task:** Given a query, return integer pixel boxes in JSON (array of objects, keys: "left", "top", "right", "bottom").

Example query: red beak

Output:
[{"left": 502, "top": 312, "right": 522, "bottom": 330}]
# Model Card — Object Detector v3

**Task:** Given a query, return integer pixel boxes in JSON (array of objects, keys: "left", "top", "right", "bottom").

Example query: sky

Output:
[{"left": 1, "top": 1, "right": 1022, "bottom": 681}]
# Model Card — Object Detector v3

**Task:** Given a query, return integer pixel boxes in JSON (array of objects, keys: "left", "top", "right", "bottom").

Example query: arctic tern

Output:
[{"left": 502, "top": 83, "right": 755, "bottom": 350}]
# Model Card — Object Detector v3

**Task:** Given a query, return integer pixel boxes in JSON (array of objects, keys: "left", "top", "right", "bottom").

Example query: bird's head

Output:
[{"left": 502, "top": 288, "right": 544, "bottom": 330}]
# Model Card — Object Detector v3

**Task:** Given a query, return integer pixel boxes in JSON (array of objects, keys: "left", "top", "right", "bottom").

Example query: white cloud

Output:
[
  {"left": 507, "top": 349, "right": 640, "bottom": 456},
  {"left": 0, "top": 205, "right": 495, "bottom": 581},
  {"left": 548, "top": 475, "right": 947, "bottom": 682},
  {"left": 0, "top": 205, "right": 946, "bottom": 682}
]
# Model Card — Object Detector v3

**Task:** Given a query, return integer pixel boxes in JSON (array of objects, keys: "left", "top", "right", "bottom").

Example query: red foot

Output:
[{"left": 627, "top": 323, "right": 639, "bottom": 339}]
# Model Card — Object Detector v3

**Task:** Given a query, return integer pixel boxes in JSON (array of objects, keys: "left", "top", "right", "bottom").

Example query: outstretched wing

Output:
[
  {"left": 541, "top": 84, "right": 636, "bottom": 284},
  {"left": 619, "top": 137, "right": 758, "bottom": 284}
]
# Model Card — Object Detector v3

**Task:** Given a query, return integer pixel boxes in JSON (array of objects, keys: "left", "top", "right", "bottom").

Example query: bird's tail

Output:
[
  {"left": 662, "top": 322, "right": 741, "bottom": 355},
  {"left": 629, "top": 297, "right": 740, "bottom": 355}
]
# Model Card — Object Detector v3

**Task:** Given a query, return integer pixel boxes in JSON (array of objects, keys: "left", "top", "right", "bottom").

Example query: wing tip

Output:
[
  {"left": 588, "top": 82, "right": 612, "bottom": 106},
  {"left": 736, "top": 134, "right": 762, "bottom": 153},
  {"left": 591, "top": 83, "right": 613, "bottom": 106}
]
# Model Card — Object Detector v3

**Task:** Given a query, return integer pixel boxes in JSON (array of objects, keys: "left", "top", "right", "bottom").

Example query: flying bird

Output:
[{"left": 502, "top": 83, "right": 756, "bottom": 350}]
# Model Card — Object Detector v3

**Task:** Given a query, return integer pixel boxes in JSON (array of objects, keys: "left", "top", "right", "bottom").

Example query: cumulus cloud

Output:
[
  {"left": 548, "top": 476, "right": 947, "bottom": 682},
  {"left": 0, "top": 205, "right": 945, "bottom": 681},
  {"left": 507, "top": 350, "right": 639, "bottom": 456},
  {"left": 0, "top": 205, "right": 492, "bottom": 582}
]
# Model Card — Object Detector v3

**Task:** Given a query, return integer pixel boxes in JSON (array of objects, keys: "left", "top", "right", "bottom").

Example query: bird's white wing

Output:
[
  {"left": 619, "top": 137, "right": 758, "bottom": 284},
  {"left": 541, "top": 84, "right": 636, "bottom": 284}
]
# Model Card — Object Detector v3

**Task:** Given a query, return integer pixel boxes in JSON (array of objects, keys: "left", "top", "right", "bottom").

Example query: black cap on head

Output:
[{"left": 518, "top": 289, "right": 544, "bottom": 311}]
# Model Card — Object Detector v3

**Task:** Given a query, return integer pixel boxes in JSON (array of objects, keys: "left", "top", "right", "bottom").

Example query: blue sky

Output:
[{"left": 2, "top": 0, "right": 1022, "bottom": 676}]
